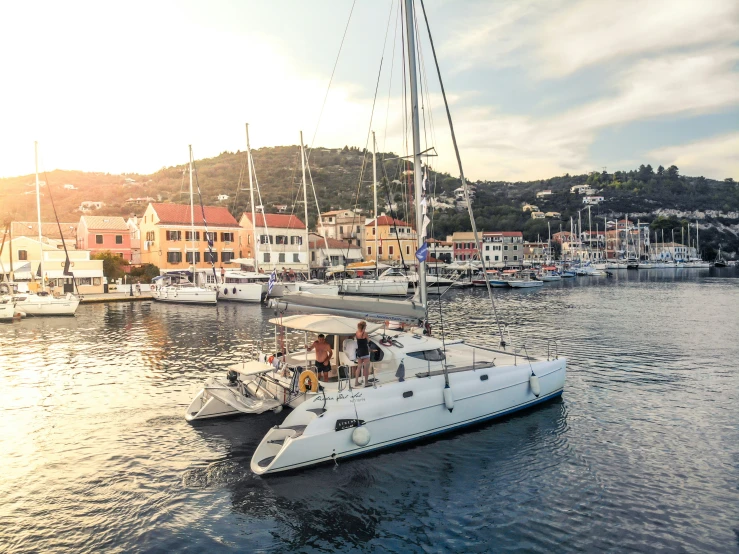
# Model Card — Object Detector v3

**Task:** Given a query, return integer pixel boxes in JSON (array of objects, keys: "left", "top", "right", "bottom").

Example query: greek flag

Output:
[{"left": 268, "top": 269, "right": 276, "bottom": 294}]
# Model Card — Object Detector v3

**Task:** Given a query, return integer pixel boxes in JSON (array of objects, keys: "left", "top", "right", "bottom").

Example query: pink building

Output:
[{"left": 77, "top": 216, "right": 132, "bottom": 261}]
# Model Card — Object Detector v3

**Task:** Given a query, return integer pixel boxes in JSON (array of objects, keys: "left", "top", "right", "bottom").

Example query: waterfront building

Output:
[
  {"left": 308, "top": 233, "right": 362, "bottom": 269},
  {"left": 239, "top": 213, "right": 308, "bottom": 270},
  {"left": 448, "top": 231, "right": 479, "bottom": 261},
  {"left": 0, "top": 235, "right": 104, "bottom": 294},
  {"left": 482, "top": 231, "right": 524, "bottom": 268},
  {"left": 365, "top": 215, "right": 417, "bottom": 263},
  {"left": 427, "top": 238, "right": 453, "bottom": 263},
  {"left": 320, "top": 209, "right": 365, "bottom": 250},
  {"left": 523, "top": 241, "right": 549, "bottom": 265},
  {"left": 77, "top": 216, "right": 132, "bottom": 261},
  {"left": 139, "top": 203, "right": 241, "bottom": 271},
  {"left": 126, "top": 216, "right": 142, "bottom": 265}
]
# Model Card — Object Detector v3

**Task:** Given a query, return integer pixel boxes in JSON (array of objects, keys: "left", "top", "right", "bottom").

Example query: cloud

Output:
[{"left": 648, "top": 133, "right": 739, "bottom": 180}]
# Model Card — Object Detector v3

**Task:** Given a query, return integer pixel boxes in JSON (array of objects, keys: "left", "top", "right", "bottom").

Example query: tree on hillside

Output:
[
  {"left": 92, "top": 251, "right": 129, "bottom": 281},
  {"left": 666, "top": 165, "right": 679, "bottom": 180}
]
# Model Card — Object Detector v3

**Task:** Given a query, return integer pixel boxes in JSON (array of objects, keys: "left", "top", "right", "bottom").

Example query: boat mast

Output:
[
  {"left": 404, "top": 0, "right": 427, "bottom": 309},
  {"left": 372, "top": 131, "right": 379, "bottom": 271},
  {"left": 188, "top": 145, "right": 196, "bottom": 275},
  {"left": 547, "top": 221, "right": 551, "bottom": 264},
  {"left": 35, "top": 141, "right": 45, "bottom": 291},
  {"left": 245, "top": 124, "right": 259, "bottom": 273},
  {"left": 587, "top": 205, "right": 592, "bottom": 262},
  {"left": 695, "top": 219, "right": 700, "bottom": 260},
  {"left": 300, "top": 131, "right": 311, "bottom": 272}
]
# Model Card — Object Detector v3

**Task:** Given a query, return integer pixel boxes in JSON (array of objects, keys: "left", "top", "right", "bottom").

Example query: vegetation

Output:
[
  {"left": 129, "top": 263, "right": 160, "bottom": 283},
  {"left": 1, "top": 146, "right": 737, "bottom": 259},
  {"left": 91, "top": 251, "right": 129, "bottom": 281}
]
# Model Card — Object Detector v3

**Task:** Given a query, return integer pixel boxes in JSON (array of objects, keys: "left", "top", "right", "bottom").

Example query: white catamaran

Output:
[{"left": 246, "top": 0, "right": 566, "bottom": 475}]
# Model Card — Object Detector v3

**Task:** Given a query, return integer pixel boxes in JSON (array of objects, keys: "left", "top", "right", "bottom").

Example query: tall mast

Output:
[
  {"left": 547, "top": 221, "right": 551, "bottom": 264},
  {"left": 372, "top": 131, "right": 379, "bottom": 270},
  {"left": 695, "top": 219, "right": 700, "bottom": 259},
  {"left": 300, "top": 131, "right": 310, "bottom": 271},
  {"left": 35, "top": 141, "right": 45, "bottom": 291},
  {"left": 587, "top": 205, "right": 592, "bottom": 261},
  {"left": 188, "top": 145, "right": 196, "bottom": 272},
  {"left": 404, "top": 0, "right": 427, "bottom": 309},
  {"left": 245, "top": 124, "right": 259, "bottom": 272}
]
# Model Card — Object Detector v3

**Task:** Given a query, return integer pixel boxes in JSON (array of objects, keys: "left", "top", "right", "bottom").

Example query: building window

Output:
[
  {"left": 513, "top": 245, "right": 518, "bottom": 251},
  {"left": 93, "top": 277, "right": 101, "bottom": 286},
  {"left": 186, "top": 251, "right": 201, "bottom": 264},
  {"left": 96, "top": 234, "right": 103, "bottom": 244},
  {"left": 185, "top": 231, "right": 200, "bottom": 241},
  {"left": 513, "top": 256, "right": 518, "bottom": 261},
  {"left": 494, "top": 255, "right": 499, "bottom": 261},
  {"left": 279, "top": 253, "right": 286, "bottom": 263},
  {"left": 79, "top": 277, "right": 92, "bottom": 286},
  {"left": 166, "top": 230, "right": 181, "bottom": 241},
  {"left": 263, "top": 253, "right": 270, "bottom": 263},
  {"left": 116, "top": 253, "right": 123, "bottom": 258},
  {"left": 293, "top": 253, "right": 300, "bottom": 263},
  {"left": 204, "top": 232, "right": 218, "bottom": 243},
  {"left": 379, "top": 246, "right": 383, "bottom": 256},
  {"left": 221, "top": 232, "right": 234, "bottom": 242},
  {"left": 504, "top": 245, "right": 508, "bottom": 251},
  {"left": 222, "top": 252, "right": 234, "bottom": 263},
  {"left": 115, "top": 235, "right": 123, "bottom": 244},
  {"left": 290, "top": 236, "right": 303, "bottom": 246},
  {"left": 275, "top": 235, "right": 288, "bottom": 245},
  {"left": 259, "top": 235, "right": 272, "bottom": 244},
  {"left": 311, "top": 251, "right": 316, "bottom": 262},
  {"left": 367, "top": 246, "right": 372, "bottom": 256},
  {"left": 146, "top": 231, "right": 156, "bottom": 242},
  {"left": 339, "top": 226, "right": 343, "bottom": 234},
  {"left": 406, "top": 245, "right": 410, "bottom": 255},
  {"left": 389, "top": 246, "right": 394, "bottom": 256},
  {"left": 18, "top": 250, "right": 28, "bottom": 260},
  {"left": 204, "top": 251, "right": 218, "bottom": 263},
  {"left": 485, "top": 255, "right": 489, "bottom": 261},
  {"left": 167, "top": 251, "right": 182, "bottom": 264}
]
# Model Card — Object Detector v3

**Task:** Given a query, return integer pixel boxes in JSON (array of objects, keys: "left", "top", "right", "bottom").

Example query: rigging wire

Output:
[
  {"left": 418, "top": 0, "right": 506, "bottom": 347},
  {"left": 307, "top": 0, "right": 357, "bottom": 160}
]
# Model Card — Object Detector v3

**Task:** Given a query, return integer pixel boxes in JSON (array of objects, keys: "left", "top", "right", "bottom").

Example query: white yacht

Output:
[
  {"left": 508, "top": 271, "right": 544, "bottom": 288},
  {"left": 218, "top": 271, "right": 267, "bottom": 303},
  {"left": 151, "top": 273, "right": 217, "bottom": 305},
  {"left": 250, "top": 314, "right": 566, "bottom": 475},
  {"left": 0, "top": 295, "right": 18, "bottom": 320}
]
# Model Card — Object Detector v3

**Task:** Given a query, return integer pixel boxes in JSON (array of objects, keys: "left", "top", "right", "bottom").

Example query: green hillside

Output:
[{"left": 1, "top": 147, "right": 737, "bottom": 259}]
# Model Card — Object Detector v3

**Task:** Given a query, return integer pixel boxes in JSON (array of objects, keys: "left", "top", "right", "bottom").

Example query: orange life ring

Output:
[
  {"left": 298, "top": 369, "right": 319, "bottom": 393},
  {"left": 268, "top": 355, "right": 275, "bottom": 364}
]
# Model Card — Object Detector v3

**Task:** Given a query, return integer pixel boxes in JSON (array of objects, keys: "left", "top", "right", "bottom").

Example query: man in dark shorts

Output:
[{"left": 307, "top": 334, "right": 333, "bottom": 381}]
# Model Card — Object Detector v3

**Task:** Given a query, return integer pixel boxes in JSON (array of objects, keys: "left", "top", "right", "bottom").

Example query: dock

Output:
[{"left": 81, "top": 292, "right": 153, "bottom": 304}]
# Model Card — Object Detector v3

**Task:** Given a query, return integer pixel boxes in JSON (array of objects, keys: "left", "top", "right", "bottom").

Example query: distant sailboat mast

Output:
[
  {"left": 246, "top": 123, "right": 259, "bottom": 273},
  {"left": 35, "top": 141, "right": 45, "bottom": 291},
  {"left": 373, "top": 131, "right": 379, "bottom": 270},
  {"left": 300, "top": 131, "right": 311, "bottom": 272},
  {"left": 188, "top": 145, "right": 196, "bottom": 273}
]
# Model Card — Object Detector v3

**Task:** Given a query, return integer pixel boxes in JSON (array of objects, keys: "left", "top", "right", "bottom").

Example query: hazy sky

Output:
[{"left": 1, "top": 0, "right": 737, "bottom": 181}]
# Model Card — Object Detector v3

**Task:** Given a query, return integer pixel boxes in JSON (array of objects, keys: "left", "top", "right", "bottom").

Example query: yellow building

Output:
[
  {"left": 139, "top": 203, "right": 241, "bottom": 271},
  {"left": 364, "top": 215, "right": 418, "bottom": 263}
]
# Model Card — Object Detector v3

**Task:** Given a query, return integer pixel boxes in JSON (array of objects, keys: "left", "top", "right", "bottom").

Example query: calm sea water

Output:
[{"left": 1, "top": 269, "right": 738, "bottom": 553}]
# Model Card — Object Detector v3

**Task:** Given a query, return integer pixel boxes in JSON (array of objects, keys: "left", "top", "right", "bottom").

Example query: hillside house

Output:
[
  {"left": 79, "top": 201, "right": 104, "bottom": 212},
  {"left": 535, "top": 190, "right": 553, "bottom": 198},
  {"left": 531, "top": 211, "right": 546, "bottom": 219},
  {"left": 545, "top": 212, "right": 561, "bottom": 218},
  {"left": 217, "top": 194, "right": 230, "bottom": 202},
  {"left": 63, "top": 184, "right": 77, "bottom": 190},
  {"left": 583, "top": 196, "right": 605, "bottom": 205},
  {"left": 522, "top": 203, "right": 539, "bottom": 213},
  {"left": 321, "top": 209, "right": 365, "bottom": 250}
]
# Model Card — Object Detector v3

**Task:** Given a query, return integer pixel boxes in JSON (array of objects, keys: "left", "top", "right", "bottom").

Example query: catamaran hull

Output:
[
  {"left": 251, "top": 358, "right": 566, "bottom": 474},
  {"left": 217, "top": 283, "right": 264, "bottom": 303}
]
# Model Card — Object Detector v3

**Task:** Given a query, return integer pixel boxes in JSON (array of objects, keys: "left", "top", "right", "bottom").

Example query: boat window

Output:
[
  {"left": 406, "top": 349, "right": 445, "bottom": 362},
  {"left": 369, "top": 341, "right": 384, "bottom": 362}
]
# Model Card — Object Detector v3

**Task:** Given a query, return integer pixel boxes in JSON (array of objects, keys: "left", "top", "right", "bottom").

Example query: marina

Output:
[{"left": 1, "top": 271, "right": 737, "bottom": 552}]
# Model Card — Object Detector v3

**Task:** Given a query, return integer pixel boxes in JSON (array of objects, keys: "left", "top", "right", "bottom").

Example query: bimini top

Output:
[
  {"left": 269, "top": 314, "right": 383, "bottom": 334},
  {"left": 227, "top": 360, "right": 274, "bottom": 376}
]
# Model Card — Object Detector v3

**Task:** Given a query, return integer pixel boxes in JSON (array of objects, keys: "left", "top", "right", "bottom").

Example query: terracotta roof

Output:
[
  {"left": 366, "top": 215, "right": 410, "bottom": 227},
  {"left": 150, "top": 203, "right": 239, "bottom": 228},
  {"left": 11, "top": 221, "right": 77, "bottom": 240},
  {"left": 243, "top": 213, "right": 305, "bottom": 229},
  {"left": 80, "top": 215, "right": 129, "bottom": 231},
  {"left": 309, "top": 236, "right": 357, "bottom": 249},
  {"left": 484, "top": 231, "right": 524, "bottom": 237}
]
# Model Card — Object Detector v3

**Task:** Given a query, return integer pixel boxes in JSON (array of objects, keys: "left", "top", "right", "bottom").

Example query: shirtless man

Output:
[{"left": 307, "top": 334, "right": 333, "bottom": 381}]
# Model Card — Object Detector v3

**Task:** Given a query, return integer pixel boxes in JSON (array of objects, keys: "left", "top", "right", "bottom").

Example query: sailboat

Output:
[
  {"left": 250, "top": 0, "right": 566, "bottom": 475},
  {"left": 151, "top": 146, "right": 217, "bottom": 305},
  {"left": 11, "top": 142, "right": 80, "bottom": 316},
  {"left": 714, "top": 245, "right": 728, "bottom": 268}
]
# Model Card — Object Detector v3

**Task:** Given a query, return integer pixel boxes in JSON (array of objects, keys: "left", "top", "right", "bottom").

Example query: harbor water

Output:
[{"left": 1, "top": 269, "right": 738, "bottom": 553}]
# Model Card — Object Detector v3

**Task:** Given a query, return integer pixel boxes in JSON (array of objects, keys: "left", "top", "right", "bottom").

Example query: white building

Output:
[
  {"left": 126, "top": 216, "right": 142, "bottom": 265},
  {"left": 217, "top": 194, "right": 230, "bottom": 202},
  {"left": 239, "top": 213, "right": 309, "bottom": 270},
  {"left": 63, "top": 184, "right": 77, "bottom": 190},
  {"left": 308, "top": 233, "right": 363, "bottom": 269},
  {"left": 426, "top": 238, "right": 453, "bottom": 263},
  {"left": 535, "top": 190, "right": 553, "bottom": 198},
  {"left": 583, "top": 196, "right": 605, "bottom": 205},
  {"left": 79, "top": 201, "right": 104, "bottom": 212},
  {"left": 531, "top": 211, "right": 546, "bottom": 219}
]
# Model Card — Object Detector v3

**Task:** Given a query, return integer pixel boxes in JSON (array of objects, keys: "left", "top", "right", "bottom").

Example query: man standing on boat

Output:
[{"left": 307, "top": 334, "right": 333, "bottom": 382}]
